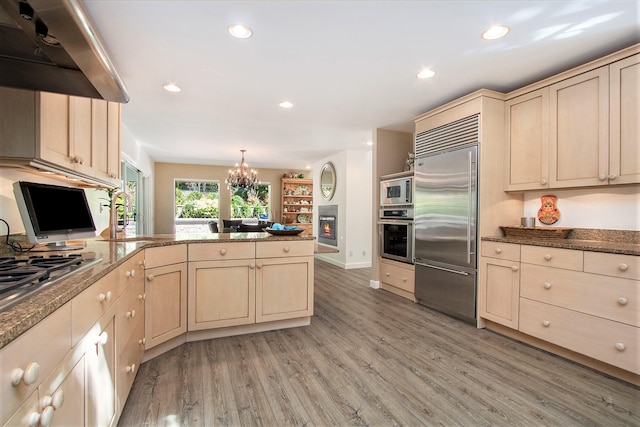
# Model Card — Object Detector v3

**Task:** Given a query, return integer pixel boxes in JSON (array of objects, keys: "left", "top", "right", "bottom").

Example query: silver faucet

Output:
[{"left": 110, "top": 190, "right": 133, "bottom": 239}]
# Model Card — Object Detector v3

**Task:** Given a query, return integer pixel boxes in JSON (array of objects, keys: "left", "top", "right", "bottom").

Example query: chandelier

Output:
[{"left": 226, "top": 149, "right": 259, "bottom": 189}]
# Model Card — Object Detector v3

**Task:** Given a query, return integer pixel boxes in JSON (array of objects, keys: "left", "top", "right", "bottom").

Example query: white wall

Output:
[
  {"left": 314, "top": 149, "right": 373, "bottom": 269},
  {"left": 522, "top": 185, "right": 640, "bottom": 230}
]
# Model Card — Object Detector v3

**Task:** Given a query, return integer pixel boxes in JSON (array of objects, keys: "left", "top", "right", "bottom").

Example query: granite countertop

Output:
[
  {"left": 0, "top": 232, "right": 316, "bottom": 350},
  {"left": 482, "top": 228, "right": 640, "bottom": 256}
]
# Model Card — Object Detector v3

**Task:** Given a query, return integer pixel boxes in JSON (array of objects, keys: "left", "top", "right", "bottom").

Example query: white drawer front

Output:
[
  {"left": 146, "top": 244, "right": 187, "bottom": 268},
  {"left": 519, "top": 298, "right": 639, "bottom": 374},
  {"left": 584, "top": 251, "right": 640, "bottom": 280},
  {"left": 188, "top": 242, "right": 255, "bottom": 261},
  {"left": 521, "top": 264, "right": 639, "bottom": 327},
  {"left": 521, "top": 245, "right": 583, "bottom": 271},
  {"left": 256, "top": 240, "right": 314, "bottom": 258},
  {"left": 380, "top": 261, "right": 415, "bottom": 293},
  {"left": 481, "top": 241, "right": 520, "bottom": 261}
]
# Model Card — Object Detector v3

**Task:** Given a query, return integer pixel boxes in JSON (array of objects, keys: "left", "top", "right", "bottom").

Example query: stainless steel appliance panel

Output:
[
  {"left": 380, "top": 177, "right": 413, "bottom": 206},
  {"left": 379, "top": 220, "right": 413, "bottom": 264},
  {"left": 415, "top": 262, "right": 476, "bottom": 323},
  {"left": 414, "top": 146, "right": 477, "bottom": 269}
]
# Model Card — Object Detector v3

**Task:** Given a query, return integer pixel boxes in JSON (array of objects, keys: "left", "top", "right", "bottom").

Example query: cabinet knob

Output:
[
  {"left": 219, "top": 248, "right": 227, "bottom": 255},
  {"left": 618, "top": 263, "right": 628, "bottom": 271},
  {"left": 402, "top": 277, "right": 407, "bottom": 282},
  {"left": 615, "top": 342, "right": 626, "bottom": 351},
  {"left": 138, "top": 293, "right": 145, "bottom": 301},
  {"left": 283, "top": 246, "right": 290, "bottom": 253},
  {"left": 126, "top": 269, "right": 136, "bottom": 278},
  {"left": 543, "top": 254, "right": 552, "bottom": 261},
  {"left": 138, "top": 260, "right": 145, "bottom": 266},
  {"left": 127, "top": 310, "right": 136, "bottom": 319},
  {"left": 139, "top": 337, "right": 146, "bottom": 346},
  {"left": 494, "top": 248, "right": 502, "bottom": 254},
  {"left": 608, "top": 173, "right": 617, "bottom": 180},
  {"left": 543, "top": 282, "right": 551, "bottom": 289},
  {"left": 257, "top": 262, "right": 263, "bottom": 269},
  {"left": 249, "top": 262, "right": 255, "bottom": 269},
  {"left": 385, "top": 272, "right": 390, "bottom": 277},
  {"left": 617, "top": 297, "right": 628, "bottom": 306},
  {"left": 96, "top": 331, "right": 108, "bottom": 346},
  {"left": 41, "top": 390, "right": 64, "bottom": 410},
  {"left": 598, "top": 174, "right": 607, "bottom": 181},
  {"left": 39, "top": 406, "right": 55, "bottom": 427},
  {"left": 540, "top": 179, "right": 547, "bottom": 185},
  {"left": 511, "top": 266, "right": 519, "bottom": 272},
  {"left": 126, "top": 363, "right": 136, "bottom": 374},
  {"left": 10, "top": 362, "right": 40, "bottom": 386},
  {"left": 146, "top": 274, "right": 154, "bottom": 281},
  {"left": 542, "top": 320, "right": 550, "bottom": 327},
  {"left": 98, "top": 291, "right": 112, "bottom": 302}
]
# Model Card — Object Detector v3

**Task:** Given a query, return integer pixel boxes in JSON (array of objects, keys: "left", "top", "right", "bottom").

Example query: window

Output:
[
  {"left": 174, "top": 180, "right": 219, "bottom": 233},
  {"left": 230, "top": 184, "right": 270, "bottom": 220}
]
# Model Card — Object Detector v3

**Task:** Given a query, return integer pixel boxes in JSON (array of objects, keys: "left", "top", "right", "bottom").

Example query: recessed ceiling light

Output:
[
  {"left": 482, "top": 25, "right": 510, "bottom": 40},
  {"left": 417, "top": 69, "right": 436, "bottom": 79},
  {"left": 279, "top": 101, "right": 293, "bottom": 109},
  {"left": 163, "top": 83, "right": 181, "bottom": 93},
  {"left": 228, "top": 24, "right": 253, "bottom": 39}
]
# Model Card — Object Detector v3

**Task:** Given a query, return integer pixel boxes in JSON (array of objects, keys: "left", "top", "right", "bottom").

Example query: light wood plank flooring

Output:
[{"left": 119, "top": 260, "right": 639, "bottom": 426}]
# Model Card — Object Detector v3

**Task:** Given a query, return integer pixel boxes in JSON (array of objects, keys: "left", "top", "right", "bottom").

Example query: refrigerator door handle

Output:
[
  {"left": 415, "top": 261, "right": 470, "bottom": 276},
  {"left": 467, "top": 151, "right": 473, "bottom": 264}
]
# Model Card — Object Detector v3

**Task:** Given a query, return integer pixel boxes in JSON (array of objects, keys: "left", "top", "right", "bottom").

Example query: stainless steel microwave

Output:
[{"left": 380, "top": 177, "right": 413, "bottom": 206}]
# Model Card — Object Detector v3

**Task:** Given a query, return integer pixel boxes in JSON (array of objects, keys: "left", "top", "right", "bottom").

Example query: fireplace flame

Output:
[{"left": 323, "top": 223, "right": 331, "bottom": 234}]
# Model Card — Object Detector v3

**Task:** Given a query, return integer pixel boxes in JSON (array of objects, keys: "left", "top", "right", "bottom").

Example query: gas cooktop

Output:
[{"left": 0, "top": 253, "right": 102, "bottom": 312}]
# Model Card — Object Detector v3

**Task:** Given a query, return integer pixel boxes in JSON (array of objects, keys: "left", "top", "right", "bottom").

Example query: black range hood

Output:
[{"left": 0, "top": 0, "right": 128, "bottom": 103}]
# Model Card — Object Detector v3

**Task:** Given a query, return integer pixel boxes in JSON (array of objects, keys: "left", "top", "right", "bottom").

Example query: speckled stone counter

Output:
[
  {"left": 0, "top": 232, "right": 315, "bottom": 349},
  {"left": 482, "top": 228, "right": 640, "bottom": 256}
]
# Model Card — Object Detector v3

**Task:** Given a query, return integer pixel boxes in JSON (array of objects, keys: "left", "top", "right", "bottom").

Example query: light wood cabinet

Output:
[
  {"left": 504, "top": 88, "right": 549, "bottom": 190},
  {"left": 281, "top": 178, "right": 313, "bottom": 235},
  {"left": 0, "top": 87, "right": 121, "bottom": 186},
  {"left": 144, "top": 245, "right": 188, "bottom": 349},
  {"left": 255, "top": 241, "right": 314, "bottom": 322},
  {"left": 379, "top": 258, "right": 415, "bottom": 301},
  {"left": 478, "top": 241, "right": 521, "bottom": 329}
]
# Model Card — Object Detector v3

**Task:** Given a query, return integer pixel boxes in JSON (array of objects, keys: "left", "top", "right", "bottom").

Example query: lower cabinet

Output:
[{"left": 379, "top": 258, "right": 416, "bottom": 301}]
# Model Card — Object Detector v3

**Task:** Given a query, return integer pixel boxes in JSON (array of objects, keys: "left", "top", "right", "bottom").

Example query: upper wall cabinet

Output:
[
  {"left": 0, "top": 87, "right": 121, "bottom": 187},
  {"left": 504, "top": 51, "right": 639, "bottom": 190}
]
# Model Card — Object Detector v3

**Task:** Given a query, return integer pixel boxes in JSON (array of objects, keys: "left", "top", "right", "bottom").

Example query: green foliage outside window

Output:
[{"left": 175, "top": 181, "right": 219, "bottom": 218}]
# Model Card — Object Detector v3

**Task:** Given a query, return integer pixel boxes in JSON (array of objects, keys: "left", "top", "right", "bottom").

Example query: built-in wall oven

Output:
[{"left": 379, "top": 206, "right": 413, "bottom": 264}]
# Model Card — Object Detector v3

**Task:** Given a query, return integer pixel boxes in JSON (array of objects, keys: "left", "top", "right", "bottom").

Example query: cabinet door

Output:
[
  {"left": 85, "top": 312, "right": 117, "bottom": 427},
  {"left": 145, "top": 262, "right": 188, "bottom": 349},
  {"left": 92, "top": 99, "right": 110, "bottom": 182},
  {"left": 549, "top": 67, "right": 609, "bottom": 187},
  {"left": 255, "top": 256, "right": 314, "bottom": 323},
  {"left": 478, "top": 257, "right": 520, "bottom": 329},
  {"left": 188, "top": 260, "right": 256, "bottom": 330},
  {"left": 106, "top": 102, "right": 122, "bottom": 181},
  {"left": 38, "top": 352, "right": 85, "bottom": 427},
  {"left": 504, "top": 88, "right": 549, "bottom": 190},
  {"left": 609, "top": 54, "right": 640, "bottom": 185},
  {"left": 68, "top": 96, "right": 94, "bottom": 176},
  {"left": 38, "top": 92, "right": 71, "bottom": 168}
]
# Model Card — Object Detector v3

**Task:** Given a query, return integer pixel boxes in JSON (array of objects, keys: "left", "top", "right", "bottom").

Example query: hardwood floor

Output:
[{"left": 119, "top": 260, "right": 640, "bottom": 426}]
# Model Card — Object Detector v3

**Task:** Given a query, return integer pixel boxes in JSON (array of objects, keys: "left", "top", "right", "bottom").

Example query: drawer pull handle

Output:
[
  {"left": 608, "top": 173, "right": 617, "bottom": 180},
  {"left": 126, "top": 269, "right": 136, "bottom": 278},
  {"left": 598, "top": 174, "right": 607, "bottom": 181},
  {"left": 542, "top": 320, "right": 550, "bottom": 327},
  {"left": 511, "top": 266, "right": 519, "bottom": 272},
  {"left": 220, "top": 248, "right": 227, "bottom": 255},
  {"left": 146, "top": 274, "right": 154, "bottom": 281},
  {"left": 283, "top": 246, "right": 290, "bottom": 253},
  {"left": 39, "top": 406, "right": 55, "bottom": 427},
  {"left": 540, "top": 179, "right": 547, "bottom": 185},
  {"left": 138, "top": 293, "right": 145, "bottom": 301},
  {"left": 256, "top": 262, "right": 263, "bottom": 269},
  {"left": 98, "top": 291, "right": 112, "bottom": 302},
  {"left": 127, "top": 310, "right": 136, "bottom": 319},
  {"left": 402, "top": 277, "right": 407, "bottom": 282},
  {"left": 126, "top": 363, "right": 136, "bottom": 374},
  {"left": 494, "top": 248, "right": 502, "bottom": 254},
  {"left": 10, "top": 362, "right": 40, "bottom": 386},
  {"left": 543, "top": 254, "right": 552, "bottom": 261},
  {"left": 615, "top": 343, "right": 626, "bottom": 351},
  {"left": 618, "top": 263, "right": 628, "bottom": 271},
  {"left": 139, "top": 337, "right": 146, "bottom": 346},
  {"left": 96, "top": 331, "right": 108, "bottom": 346},
  {"left": 617, "top": 297, "right": 628, "bottom": 305},
  {"left": 41, "top": 390, "right": 65, "bottom": 410},
  {"left": 249, "top": 262, "right": 256, "bottom": 269},
  {"left": 138, "top": 260, "right": 145, "bottom": 266},
  {"left": 385, "top": 272, "right": 390, "bottom": 277},
  {"left": 543, "top": 282, "right": 551, "bottom": 289}
]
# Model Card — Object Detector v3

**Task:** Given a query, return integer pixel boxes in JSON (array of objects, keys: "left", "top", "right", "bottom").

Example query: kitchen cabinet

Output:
[
  {"left": 255, "top": 240, "right": 314, "bottom": 322},
  {"left": 144, "top": 245, "right": 188, "bottom": 349},
  {"left": 281, "top": 178, "right": 313, "bottom": 235},
  {"left": 478, "top": 241, "right": 521, "bottom": 329},
  {"left": 188, "top": 242, "right": 256, "bottom": 330},
  {"left": 379, "top": 258, "right": 416, "bottom": 301},
  {"left": 0, "top": 87, "right": 121, "bottom": 187},
  {"left": 504, "top": 88, "right": 549, "bottom": 191}
]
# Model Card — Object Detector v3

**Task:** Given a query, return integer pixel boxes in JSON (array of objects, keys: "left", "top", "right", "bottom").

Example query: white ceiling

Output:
[{"left": 81, "top": 0, "right": 639, "bottom": 170}]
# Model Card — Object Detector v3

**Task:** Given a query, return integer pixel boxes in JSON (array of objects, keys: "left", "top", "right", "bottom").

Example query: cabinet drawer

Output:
[
  {"left": 519, "top": 298, "right": 639, "bottom": 374},
  {"left": 380, "top": 261, "right": 415, "bottom": 293},
  {"left": 0, "top": 303, "right": 71, "bottom": 425},
  {"left": 71, "top": 269, "right": 119, "bottom": 345},
  {"left": 481, "top": 241, "right": 520, "bottom": 261},
  {"left": 521, "top": 245, "right": 583, "bottom": 271},
  {"left": 584, "top": 251, "right": 640, "bottom": 280},
  {"left": 145, "top": 244, "right": 187, "bottom": 268},
  {"left": 117, "top": 251, "right": 145, "bottom": 295},
  {"left": 117, "top": 277, "right": 145, "bottom": 352},
  {"left": 521, "top": 264, "right": 639, "bottom": 327},
  {"left": 256, "top": 240, "right": 314, "bottom": 258},
  {"left": 117, "top": 320, "right": 145, "bottom": 402},
  {"left": 188, "top": 242, "right": 255, "bottom": 261}
]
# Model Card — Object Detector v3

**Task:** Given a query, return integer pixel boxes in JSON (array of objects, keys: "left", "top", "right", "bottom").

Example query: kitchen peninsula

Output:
[{"left": 0, "top": 232, "right": 315, "bottom": 426}]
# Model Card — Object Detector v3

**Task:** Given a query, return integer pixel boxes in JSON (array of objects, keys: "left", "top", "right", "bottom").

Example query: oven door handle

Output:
[{"left": 378, "top": 220, "right": 414, "bottom": 225}]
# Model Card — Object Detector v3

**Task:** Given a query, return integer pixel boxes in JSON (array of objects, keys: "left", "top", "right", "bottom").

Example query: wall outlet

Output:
[{"left": 349, "top": 250, "right": 353, "bottom": 257}]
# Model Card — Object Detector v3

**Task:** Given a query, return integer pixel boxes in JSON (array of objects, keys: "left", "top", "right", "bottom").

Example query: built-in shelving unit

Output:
[{"left": 281, "top": 178, "right": 313, "bottom": 235}]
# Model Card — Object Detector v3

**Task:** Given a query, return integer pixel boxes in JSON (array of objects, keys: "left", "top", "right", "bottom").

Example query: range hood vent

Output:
[{"left": 0, "top": 0, "right": 128, "bottom": 103}]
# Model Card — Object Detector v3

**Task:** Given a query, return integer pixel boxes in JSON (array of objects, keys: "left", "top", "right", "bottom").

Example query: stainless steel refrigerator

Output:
[{"left": 414, "top": 144, "right": 478, "bottom": 324}]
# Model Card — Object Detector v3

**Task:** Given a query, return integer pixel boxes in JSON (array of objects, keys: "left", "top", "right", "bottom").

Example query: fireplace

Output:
[{"left": 318, "top": 205, "right": 337, "bottom": 246}]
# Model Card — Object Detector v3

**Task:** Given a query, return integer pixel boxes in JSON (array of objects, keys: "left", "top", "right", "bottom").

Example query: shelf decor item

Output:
[
  {"left": 537, "top": 195, "right": 560, "bottom": 225},
  {"left": 500, "top": 225, "right": 572, "bottom": 239}
]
